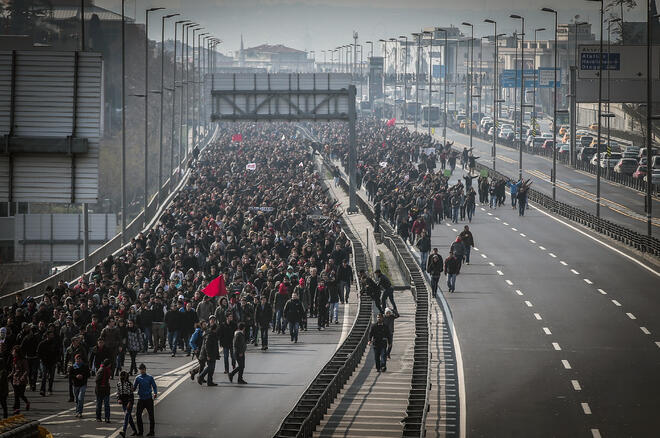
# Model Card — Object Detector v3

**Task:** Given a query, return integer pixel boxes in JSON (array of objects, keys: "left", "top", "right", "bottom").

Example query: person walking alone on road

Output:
[
  {"left": 368, "top": 314, "right": 391, "bottom": 372},
  {"left": 459, "top": 226, "right": 475, "bottom": 265},
  {"left": 444, "top": 250, "right": 461, "bottom": 293},
  {"left": 416, "top": 230, "right": 431, "bottom": 269},
  {"left": 133, "top": 363, "right": 158, "bottom": 437},
  {"left": 450, "top": 236, "right": 466, "bottom": 266},
  {"left": 117, "top": 371, "right": 137, "bottom": 438},
  {"left": 228, "top": 322, "right": 248, "bottom": 384},
  {"left": 375, "top": 270, "right": 398, "bottom": 317},
  {"left": 198, "top": 323, "right": 219, "bottom": 386},
  {"left": 255, "top": 295, "right": 272, "bottom": 350},
  {"left": 95, "top": 358, "right": 112, "bottom": 423},
  {"left": 427, "top": 252, "right": 444, "bottom": 298},
  {"left": 69, "top": 353, "right": 89, "bottom": 418},
  {"left": 283, "top": 292, "right": 304, "bottom": 343}
]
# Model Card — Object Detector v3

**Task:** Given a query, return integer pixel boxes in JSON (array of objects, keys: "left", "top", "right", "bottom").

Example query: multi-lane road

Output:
[{"left": 418, "top": 123, "right": 660, "bottom": 237}]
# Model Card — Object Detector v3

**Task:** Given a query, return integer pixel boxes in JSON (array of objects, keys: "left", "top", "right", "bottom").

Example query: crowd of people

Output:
[{"left": 0, "top": 123, "right": 359, "bottom": 432}]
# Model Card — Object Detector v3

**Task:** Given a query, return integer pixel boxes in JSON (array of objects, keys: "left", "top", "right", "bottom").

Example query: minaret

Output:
[{"left": 239, "top": 34, "right": 245, "bottom": 67}]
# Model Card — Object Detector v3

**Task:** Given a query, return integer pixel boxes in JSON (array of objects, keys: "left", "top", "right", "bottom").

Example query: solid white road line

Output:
[
  {"left": 562, "top": 360, "right": 572, "bottom": 369},
  {"left": 543, "top": 327, "right": 552, "bottom": 335},
  {"left": 626, "top": 313, "right": 636, "bottom": 320},
  {"left": 581, "top": 402, "right": 592, "bottom": 415},
  {"left": 552, "top": 342, "right": 562, "bottom": 351},
  {"left": 591, "top": 429, "right": 602, "bottom": 438},
  {"left": 529, "top": 203, "right": 660, "bottom": 278},
  {"left": 571, "top": 380, "right": 582, "bottom": 391},
  {"left": 571, "top": 269, "right": 580, "bottom": 275},
  {"left": 496, "top": 270, "right": 504, "bottom": 275},
  {"left": 640, "top": 327, "right": 651, "bottom": 335},
  {"left": 515, "top": 290, "right": 524, "bottom": 296},
  {"left": 584, "top": 278, "right": 593, "bottom": 284},
  {"left": 505, "top": 280, "right": 513, "bottom": 285},
  {"left": 534, "top": 313, "right": 542, "bottom": 320},
  {"left": 597, "top": 288, "right": 607, "bottom": 295},
  {"left": 337, "top": 301, "right": 351, "bottom": 350},
  {"left": 612, "top": 300, "right": 622, "bottom": 307},
  {"left": 525, "top": 301, "right": 533, "bottom": 307},
  {"left": 560, "top": 260, "right": 568, "bottom": 266}
]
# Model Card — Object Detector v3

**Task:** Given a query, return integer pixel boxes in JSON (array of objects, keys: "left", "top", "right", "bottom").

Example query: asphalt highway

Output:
[
  {"left": 426, "top": 191, "right": 660, "bottom": 437},
  {"left": 418, "top": 124, "right": 660, "bottom": 237}
]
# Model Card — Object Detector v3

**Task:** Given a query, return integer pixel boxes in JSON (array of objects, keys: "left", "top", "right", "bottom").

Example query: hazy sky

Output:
[{"left": 97, "top": 0, "right": 648, "bottom": 56}]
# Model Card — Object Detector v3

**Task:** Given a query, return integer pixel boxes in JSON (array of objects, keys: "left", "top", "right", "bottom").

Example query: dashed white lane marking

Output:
[
  {"left": 549, "top": 253, "right": 557, "bottom": 258},
  {"left": 480, "top": 207, "right": 485, "bottom": 211},
  {"left": 503, "top": 222, "right": 509, "bottom": 225},
  {"left": 552, "top": 342, "right": 562, "bottom": 350},
  {"left": 487, "top": 212, "right": 493, "bottom": 216},
  {"left": 505, "top": 279, "right": 513, "bottom": 285},
  {"left": 570, "top": 269, "right": 580, "bottom": 275},
  {"left": 581, "top": 402, "right": 592, "bottom": 415},
  {"left": 562, "top": 359, "right": 572, "bottom": 369},
  {"left": 481, "top": 254, "right": 487, "bottom": 258},
  {"left": 520, "top": 233, "right": 526, "bottom": 237},
  {"left": 446, "top": 223, "right": 451, "bottom": 227},
  {"left": 655, "top": 341, "right": 660, "bottom": 348},
  {"left": 626, "top": 313, "right": 636, "bottom": 320},
  {"left": 515, "top": 289, "right": 524, "bottom": 296},
  {"left": 495, "top": 217, "right": 501, "bottom": 221},
  {"left": 496, "top": 270, "right": 504, "bottom": 275},
  {"left": 560, "top": 260, "right": 568, "bottom": 266},
  {"left": 539, "top": 245, "right": 546, "bottom": 250},
  {"left": 591, "top": 429, "right": 602, "bottom": 438},
  {"left": 572, "top": 380, "right": 582, "bottom": 391},
  {"left": 641, "top": 327, "right": 651, "bottom": 335},
  {"left": 597, "top": 288, "right": 607, "bottom": 295},
  {"left": 543, "top": 327, "right": 552, "bottom": 335},
  {"left": 584, "top": 278, "right": 593, "bottom": 284},
  {"left": 473, "top": 247, "right": 479, "bottom": 251},
  {"left": 489, "top": 262, "right": 495, "bottom": 266},
  {"left": 529, "top": 239, "right": 536, "bottom": 244},
  {"left": 534, "top": 313, "right": 542, "bottom": 320},
  {"left": 525, "top": 301, "right": 533, "bottom": 307},
  {"left": 612, "top": 300, "right": 622, "bottom": 307},
  {"left": 452, "top": 228, "right": 458, "bottom": 232},
  {"left": 512, "top": 228, "right": 518, "bottom": 232}
]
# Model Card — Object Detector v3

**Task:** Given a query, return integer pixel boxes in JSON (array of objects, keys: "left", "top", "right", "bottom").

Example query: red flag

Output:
[
  {"left": 386, "top": 118, "right": 396, "bottom": 127},
  {"left": 232, "top": 133, "right": 243, "bottom": 142},
  {"left": 202, "top": 275, "right": 227, "bottom": 297}
]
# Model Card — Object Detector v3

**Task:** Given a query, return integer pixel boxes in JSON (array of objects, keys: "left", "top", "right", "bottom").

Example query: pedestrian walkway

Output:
[{"left": 313, "top": 292, "right": 416, "bottom": 438}]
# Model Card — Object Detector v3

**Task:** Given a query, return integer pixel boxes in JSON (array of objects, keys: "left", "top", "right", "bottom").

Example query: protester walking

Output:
[
  {"left": 228, "top": 322, "right": 248, "bottom": 384},
  {"left": 9, "top": 345, "right": 29, "bottom": 415},
  {"left": 69, "top": 353, "right": 89, "bottom": 418},
  {"left": 459, "top": 226, "right": 475, "bottom": 265},
  {"left": 427, "top": 252, "right": 444, "bottom": 298},
  {"left": 134, "top": 363, "right": 158, "bottom": 437},
  {"left": 283, "top": 293, "right": 305, "bottom": 343},
  {"left": 95, "top": 358, "right": 112, "bottom": 423},
  {"left": 444, "top": 250, "right": 461, "bottom": 293},
  {"left": 368, "top": 314, "right": 391, "bottom": 372},
  {"left": 375, "top": 270, "right": 398, "bottom": 317},
  {"left": 117, "top": 371, "right": 137, "bottom": 438},
  {"left": 198, "top": 323, "right": 219, "bottom": 386},
  {"left": 255, "top": 295, "right": 272, "bottom": 350}
]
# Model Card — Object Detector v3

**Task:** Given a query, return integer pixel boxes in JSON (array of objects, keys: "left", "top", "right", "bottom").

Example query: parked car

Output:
[
  {"left": 633, "top": 165, "right": 648, "bottom": 179},
  {"left": 613, "top": 158, "right": 639, "bottom": 175}
]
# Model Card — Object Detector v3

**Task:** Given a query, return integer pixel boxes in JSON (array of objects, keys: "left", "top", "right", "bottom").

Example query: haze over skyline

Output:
[{"left": 97, "top": 0, "right": 649, "bottom": 56}]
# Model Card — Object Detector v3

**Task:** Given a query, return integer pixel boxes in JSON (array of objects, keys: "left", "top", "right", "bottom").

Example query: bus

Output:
[{"left": 422, "top": 105, "right": 441, "bottom": 127}]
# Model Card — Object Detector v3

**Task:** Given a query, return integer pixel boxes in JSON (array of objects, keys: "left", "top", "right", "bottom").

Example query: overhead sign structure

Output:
[
  {"left": 576, "top": 44, "right": 660, "bottom": 102},
  {"left": 500, "top": 68, "right": 561, "bottom": 88},
  {"left": 207, "top": 73, "right": 358, "bottom": 212},
  {"left": 368, "top": 57, "right": 384, "bottom": 103},
  {"left": 537, "top": 68, "right": 562, "bottom": 88},
  {"left": 0, "top": 51, "right": 103, "bottom": 203}
]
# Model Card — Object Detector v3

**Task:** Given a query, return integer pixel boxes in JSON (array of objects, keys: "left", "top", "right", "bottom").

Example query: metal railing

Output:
[{"left": 1, "top": 127, "right": 219, "bottom": 305}]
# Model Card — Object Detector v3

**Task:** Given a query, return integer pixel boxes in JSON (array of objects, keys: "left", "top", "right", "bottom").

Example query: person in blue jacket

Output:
[
  {"left": 507, "top": 178, "right": 522, "bottom": 209},
  {"left": 133, "top": 363, "right": 157, "bottom": 437}
]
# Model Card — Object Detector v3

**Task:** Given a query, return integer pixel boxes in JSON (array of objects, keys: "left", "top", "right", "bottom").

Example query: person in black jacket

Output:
[
  {"left": 416, "top": 230, "right": 431, "bottom": 270},
  {"left": 198, "top": 324, "right": 219, "bottom": 386},
  {"left": 426, "top": 251, "right": 444, "bottom": 298},
  {"left": 368, "top": 314, "right": 391, "bottom": 372},
  {"left": 314, "top": 282, "right": 329, "bottom": 331},
  {"left": 337, "top": 259, "right": 353, "bottom": 304},
  {"left": 358, "top": 270, "right": 384, "bottom": 318},
  {"left": 37, "top": 330, "right": 59, "bottom": 396},
  {"left": 219, "top": 314, "right": 237, "bottom": 374},
  {"left": 283, "top": 293, "right": 305, "bottom": 343},
  {"left": 375, "top": 270, "right": 398, "bottom": 316},
  {"left": 255, "top": 296, "right": 272, "bottom": 350},
  {"left": 180, "top": 302, "right": 198, "bottom": 356},
  {"left": 444, "top": 250, "right": 461, "bottom": 293},
  {"left": 69, "top": 353, "right": 90, "bottom": 417},
  {"left": 164, "top": 304, "right": 182, "bottom": 357}
]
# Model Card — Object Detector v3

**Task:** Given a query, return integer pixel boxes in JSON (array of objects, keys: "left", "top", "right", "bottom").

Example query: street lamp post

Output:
[
  {"left": 196, "top": 32, "right": 209, "bottom": 148},
  {"left": 542, "top": 7, "right": 559, "bottom": 200},
  {"left": 586, "top": 0, "right": 604, "bottom": 218},
  {"left": 159, "top": 13, "right": 179, "bottom": 206},
  {"left": 607, "top": 18, "right": 621, "bottom": 181},
  {"left": 143, "top": 7, "right": 165, "bottom": 224},
  {"left": 379, "top": 39, "right": 388, "bottom": 117},
  {"left": 532, "top": 26, "right": 546, "bottom": 139},
  {"left": 646, "top": 0, "right": 653, "bottom": 237},
  {"left": 412, "top": 33, "right": 421, "bottom": 129},
  {"left": 437, "top": 28, "right": 448, "bottom": 146},
  {"left": 462, "top": 22, "right": 474, "bottom": 150},
  {"left": 120, "top": 0, "right": 126, "bottom": 244},
  {"left": 181, "top": 24, "right": 196, "bottom": 180},
  {"left": 399, "top": 35, "right": 408, "bottom": 124},
  {"left": 390, "top": 38, "right": 398, "bottom": 122},
  {"left": 424, "top": 30, "right": 433, "bottom": 137},
  {"left": 171, "top": 20, "right": 188, "bottom": 195},
  {"left": 511, "top": 14, "right": 525, "bottom": 180},
  {"left": 485, "top": 19, "right": 498, "bottom": 171}
]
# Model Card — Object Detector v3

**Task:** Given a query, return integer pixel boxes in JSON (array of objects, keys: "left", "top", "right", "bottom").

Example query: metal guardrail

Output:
[
  {"left": 272, "top": 216, "right": 372, "bottom": 438},
  {"left": 1, "top": 127, "right": 219, "bottom": 305},
  {"left": 316, "top": 150, "right": 432, "bottom": 438}
]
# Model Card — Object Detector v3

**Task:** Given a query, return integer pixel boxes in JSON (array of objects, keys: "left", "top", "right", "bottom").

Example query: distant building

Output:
[{"left": 237, "top": 42, "right": 313, "bottom": 72}]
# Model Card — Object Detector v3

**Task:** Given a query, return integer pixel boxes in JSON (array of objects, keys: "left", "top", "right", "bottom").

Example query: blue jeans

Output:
[
  {"left": 511, "top": 193, "right": 518, "bottom": 207},
  {"left": 467, "top": 204, "right": 475, "bottom": 222},
  {"left": 288, "top": 321, "right": 300, "bottom": 342},
  {"left": 447, "top": 273, "right": 457, "bottom": 291},
  {"left": 430, "top": 276, "right": 440, "bottom": 297},
  {"left": 199, "top": 359, "right": 216, "bottom": 383},
  {"left": 223, "top": 346, "right": 235, "bottom": 372},
  {"left": 452, "top": 207, "right": 459, "bottom": 223},
  {"left": 122, "top": 399, "right": 136, "bottom": 433},
  {"left": 464, "top": 246, "right": 471, "bottom": 264},
  {"left": 167, "top": 330, "right": 179, "bottom": 354},
  {"left": 490, "top": 194, "right": 497, "bottom": 208},
  {"left": 381, "top": 287, "right": 398, "bottom": 313},
  {"left": 374, "top": 345, "right": 387, "bottom": 370},
  {"left": 339, "top": 281, "right": 351, "bottom": 303},
  {"left": 96, "top": 394, "right": 110, "bottom": 421},
  {"left": 275, "top": 309, "right": 285, "bottom": 333},
  {"left": 143, "top": 326, "right": 152, "bottom": 351},
  {"left": 73, "top": 385, "right": 86, "bottom": 414},
  {"left": 329, "top": 303, "right": 339, "bottom": 322},
  {"left": 420, "top": 251, "right": 429, "bottom": 270}
]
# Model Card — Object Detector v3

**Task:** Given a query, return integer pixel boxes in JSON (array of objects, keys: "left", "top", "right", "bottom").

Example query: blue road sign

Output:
[{"left": 580, "top": 52, "right": 621, "bottom": 71}]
